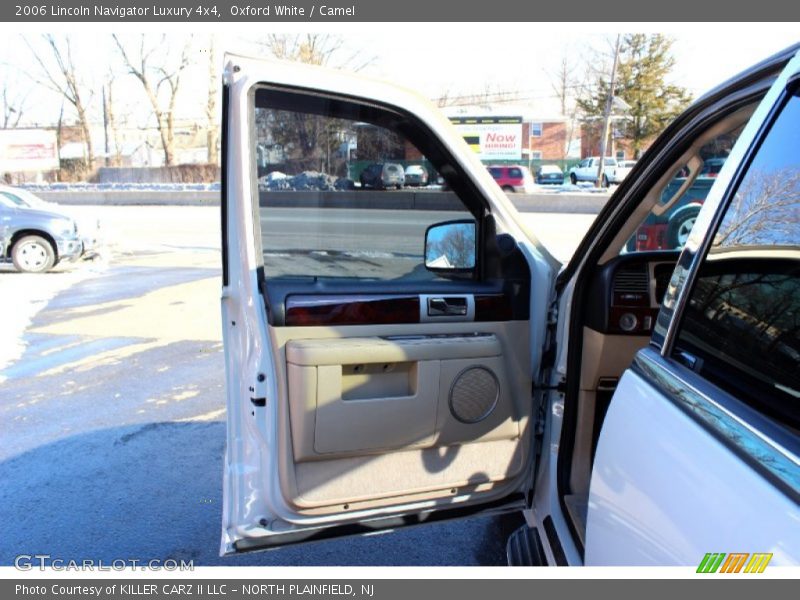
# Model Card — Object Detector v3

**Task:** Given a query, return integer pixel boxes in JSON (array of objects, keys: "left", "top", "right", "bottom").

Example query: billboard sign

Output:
[
  {"left": 0, "top": 129, "right": 59, "bottom": 173},
  {"left": 449, "top": 116, "right": 522, "bottom": 161}
]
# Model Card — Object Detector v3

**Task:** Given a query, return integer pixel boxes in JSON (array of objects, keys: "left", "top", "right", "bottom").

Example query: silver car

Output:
[{"left": 0, "top": 191, "right": 83, "bottom": 272}]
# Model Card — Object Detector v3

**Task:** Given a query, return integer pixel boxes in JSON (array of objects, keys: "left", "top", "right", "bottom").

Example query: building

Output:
[
  {"left": 579, "top": 120, "right": 652, "bottom": 160},
  {"left": 0, "top": 128, "right": 59, "bottom": 183},
  {"left": 441, "top": 104, "right": 575, "bottom": 164}
]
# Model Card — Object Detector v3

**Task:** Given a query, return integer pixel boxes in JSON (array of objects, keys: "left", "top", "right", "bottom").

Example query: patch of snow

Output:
[{"left": 258, "top": 171, "right": 355, "bottom": 192}]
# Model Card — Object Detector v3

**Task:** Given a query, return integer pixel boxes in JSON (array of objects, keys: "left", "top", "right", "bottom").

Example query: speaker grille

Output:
[{"left": 449, "top": 366, "right": 499, "bottom": 424}]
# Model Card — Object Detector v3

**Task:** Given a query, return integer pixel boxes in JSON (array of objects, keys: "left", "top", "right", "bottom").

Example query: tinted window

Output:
[
  {"left": 508, "top": 168, "right": 523, "bottom": 179},
  {"left": 488, "top": 167, "right": 503, "bottom": 179},
  {"left": 254, "top": 89, "right": 473, "bottom": 281},
  {"left": 672, "top": 91, "right": 800, "bottom": 431}
]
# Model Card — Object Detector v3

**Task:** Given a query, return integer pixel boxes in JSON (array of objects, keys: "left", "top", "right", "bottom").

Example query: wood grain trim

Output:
[{"left": 285, "top": 295, "right": 420, "bottom": 326}]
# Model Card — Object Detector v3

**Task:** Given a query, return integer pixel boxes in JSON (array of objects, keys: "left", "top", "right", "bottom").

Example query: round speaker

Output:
[{"left": 449, "top": 366, "right": 500, "bottom": 424}]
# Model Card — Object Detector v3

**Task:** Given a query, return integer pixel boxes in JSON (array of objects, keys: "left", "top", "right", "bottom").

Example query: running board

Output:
[{"left": 506, "top": 524, "right": 547, "bottom": 566}]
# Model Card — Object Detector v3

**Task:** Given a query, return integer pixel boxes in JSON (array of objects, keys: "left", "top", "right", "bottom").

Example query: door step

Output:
[{"left": 506, "top": 524, "right": 546, "bottom": 566}]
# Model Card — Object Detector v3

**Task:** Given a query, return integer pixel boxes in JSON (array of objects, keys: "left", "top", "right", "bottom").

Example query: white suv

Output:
[{"left": 220, "top": 44, "right": 800, "bottom": 565}]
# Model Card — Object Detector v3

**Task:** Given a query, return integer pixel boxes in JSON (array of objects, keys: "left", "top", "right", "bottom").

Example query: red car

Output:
[{"left": 487, "top": 165, "right": 535, "bottom": 194}]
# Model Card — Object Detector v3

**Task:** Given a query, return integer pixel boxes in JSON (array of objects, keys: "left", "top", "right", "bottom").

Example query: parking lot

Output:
[{"left": 0, "top": 205, "right": 594, "bottom": 566}]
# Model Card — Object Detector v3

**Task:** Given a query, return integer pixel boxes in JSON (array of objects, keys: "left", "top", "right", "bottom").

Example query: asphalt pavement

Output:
[{"left": 0, "top": 206, "right": 591, "bottom": 567}]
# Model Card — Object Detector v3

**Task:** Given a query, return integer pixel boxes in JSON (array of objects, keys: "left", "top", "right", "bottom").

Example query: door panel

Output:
[
  {"left": 272, "top": 320, "right": 531, "bottom": 515},
  {"left": 221, "top": 54, "right": 554, "bottom": 554}
]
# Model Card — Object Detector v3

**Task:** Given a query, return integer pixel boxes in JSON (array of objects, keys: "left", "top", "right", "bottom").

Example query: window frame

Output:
[
  {"left": 661, "top": 81, "right": 800, "bottom": 434},
  {"left": 251, "top": 85, "right": 489, "bottom": 284}
]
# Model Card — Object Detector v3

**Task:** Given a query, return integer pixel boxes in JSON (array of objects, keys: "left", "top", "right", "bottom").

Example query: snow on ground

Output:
[
  {"left": 15, "top": 177, "right": 612, "bottom": 195},
  {"left": 258, "top": 171, "right": 355, "bottom": 191},
  {"left": 0, "top": 256, "right": 110, "bottom": 383},
  {"left": 18, "top": 182, "right": 220, "bottom": 192}
]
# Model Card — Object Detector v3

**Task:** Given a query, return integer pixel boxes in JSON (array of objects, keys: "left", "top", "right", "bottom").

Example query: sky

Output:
[{"left": 1, "top": 23, "right": 798, "bottom": 129}]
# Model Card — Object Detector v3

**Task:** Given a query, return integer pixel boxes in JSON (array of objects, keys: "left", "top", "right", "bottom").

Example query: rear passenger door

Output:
[{"left": 586, "top": 56, "right": 800, "bottom": 565}]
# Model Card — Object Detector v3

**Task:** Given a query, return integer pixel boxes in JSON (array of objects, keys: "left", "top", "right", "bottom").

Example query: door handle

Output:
[{"left": 428, "top": 297, "right": 468, "bottom": 316}]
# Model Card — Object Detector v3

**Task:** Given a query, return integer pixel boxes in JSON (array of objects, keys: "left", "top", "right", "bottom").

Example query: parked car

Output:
[
  {"left": 0, "top": 185, "right": 101, "bottom": 258},
  {"left": 614, "top": 159, "right": 637, "bottom": 182},
  {"left": 404, "top": 164, "right": 429, "bottom": 187},
  {"left": 699, "top": 157, "right": 726, "bottom": 177},
  {"left": 629, "top": 170, "right": 720, "bottom": 251},
  {"left": 359, "top": 162, "right": 405, "bottom": 189},
  {"left": 535, "top": 164, "right": 565, "bottom": 185},
  {"left": 487, "top": 165, "right": 535, "bottom": 193},
  {"left": 0, "top": 192, "right": 83, "bottom": 272},
  {"left": 568, "top": 156, "right": 621, "bottom": 186},
  {"left": 220, "top": 45, "right": 800, "bottom": 565}
]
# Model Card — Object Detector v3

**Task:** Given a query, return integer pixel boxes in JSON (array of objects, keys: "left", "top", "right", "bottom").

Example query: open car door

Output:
[{"left": 219, "top": 54, "right": 558, "bottom": 554}]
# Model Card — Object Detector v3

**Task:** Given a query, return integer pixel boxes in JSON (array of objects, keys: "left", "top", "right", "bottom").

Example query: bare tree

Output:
[
  {"left": 205, "top": 37, "right": 218, "bottom": 166},
  {"left": 26, "top": 34, "right": 94, "bottom": 169},
  {"left": 715, "top": 167, "right": 800, "bottom": 248},
  {"left": 2, "top": 86, "right": 27, "bottom": 128},
  {"left": 256, "top": 33, "right": 374, "bottom": 71},
  {"left": 427, "top": 224, "right": 476, "bottom": 269},
  {"left": 549, "top": 54, "right": 586, "bottom": 160},
  {"left": 103, "top": 71, "right": 125, "bottom": 167},
  {"left": 112, "top": 34, "right": 191, "bottom": 166},
  {"left": 434, "top": 84, "right": 521, "bottom": 108}
]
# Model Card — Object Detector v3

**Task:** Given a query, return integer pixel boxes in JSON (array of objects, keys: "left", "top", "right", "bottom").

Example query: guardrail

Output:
[{"left": 33, "top": 189, "right": 610, "bottom": 214}]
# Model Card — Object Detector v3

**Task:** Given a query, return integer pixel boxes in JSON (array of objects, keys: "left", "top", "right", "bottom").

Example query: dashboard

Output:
[{"left": 585, "top": 251, "right": 681, "bottom": 336}]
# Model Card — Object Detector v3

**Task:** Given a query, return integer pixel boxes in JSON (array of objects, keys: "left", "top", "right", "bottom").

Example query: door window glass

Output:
[
  {"left": 254, "top": 89, "right": 475, "bottom": 281},
  {"left": 672, "top": 91, "right": 800, "bottom": 430}
]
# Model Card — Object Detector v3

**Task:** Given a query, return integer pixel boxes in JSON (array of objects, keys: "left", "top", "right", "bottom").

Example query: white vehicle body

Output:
[
  {"left": 569, "top": 156, "right": 620, "bottom": 185},
  {"left": 613, "top": 159, "right": 636, "bottom": 182},
  {"left": 221, "top": 46, "right": 800, "bottom": 564}
]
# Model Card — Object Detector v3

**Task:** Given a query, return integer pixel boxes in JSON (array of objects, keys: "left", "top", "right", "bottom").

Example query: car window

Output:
[
  {"left": 254, "top": 89, "right": 473, "bottom": 281},
  {"left": 605, "top": 158, "right": 617, "bottom": 166},
  {"left": 0, "top": 191, "right": 27, "bottom": 207},
  {"left": 508, "top": 168, "right": 523, "bottom": 179},
  {"left": 625, "top": 124, "right": 745, "bottom": 253},
  {"left": 671, "top": 90, "right": 800, "bottom": 431},
  {"left": 488, "top": 167, "right": 502, "bottom": 179}
]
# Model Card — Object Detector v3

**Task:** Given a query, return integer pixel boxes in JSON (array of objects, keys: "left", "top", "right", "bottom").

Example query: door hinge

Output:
[{"left": 533, "top": 378, "right": 566, "bottom": 394}]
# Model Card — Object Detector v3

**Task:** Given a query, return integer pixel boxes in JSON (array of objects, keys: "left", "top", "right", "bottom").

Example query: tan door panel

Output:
[
  {"left": 314, "top": 361, "right": 440, "bottom": 455},
  {"left": 275, "top": 322, "right": 532, "bottom": 513}
]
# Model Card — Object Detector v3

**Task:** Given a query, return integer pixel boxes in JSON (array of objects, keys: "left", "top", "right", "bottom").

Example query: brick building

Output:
[
  {"left": 580, "top": 120, "right": 654, "bottom": 160},
  {"left": 522, "top": 118, "right": 570, "bottom": 161},
  {"left": 442, "top": 105, "right": 573, "bottom": 163}
]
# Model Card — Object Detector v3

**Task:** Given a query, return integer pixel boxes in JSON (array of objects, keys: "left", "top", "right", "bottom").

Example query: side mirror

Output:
[{"left": 424, "top": 220, "right": 476, "bottom": 272}]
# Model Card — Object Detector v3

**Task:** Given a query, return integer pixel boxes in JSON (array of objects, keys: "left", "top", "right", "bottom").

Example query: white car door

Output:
[
  {"left": 219, "top": 54, "right": 558, "bottom": 555},
  {"left": 585, "top": 48, "right": 800, "bottom": 566}
]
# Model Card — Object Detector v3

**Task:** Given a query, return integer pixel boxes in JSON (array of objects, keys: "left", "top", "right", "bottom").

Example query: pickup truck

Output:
[{"left": 568, "top": 156, "right": 621, "bottom": 186}]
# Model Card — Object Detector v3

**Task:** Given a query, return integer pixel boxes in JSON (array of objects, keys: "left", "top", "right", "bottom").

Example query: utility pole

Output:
[
  {"left": 102, "top": 85, "right": 110, "bottom": 168},
  {"left": 596, "top": 34, "right": 621, "bottom": 188}
]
